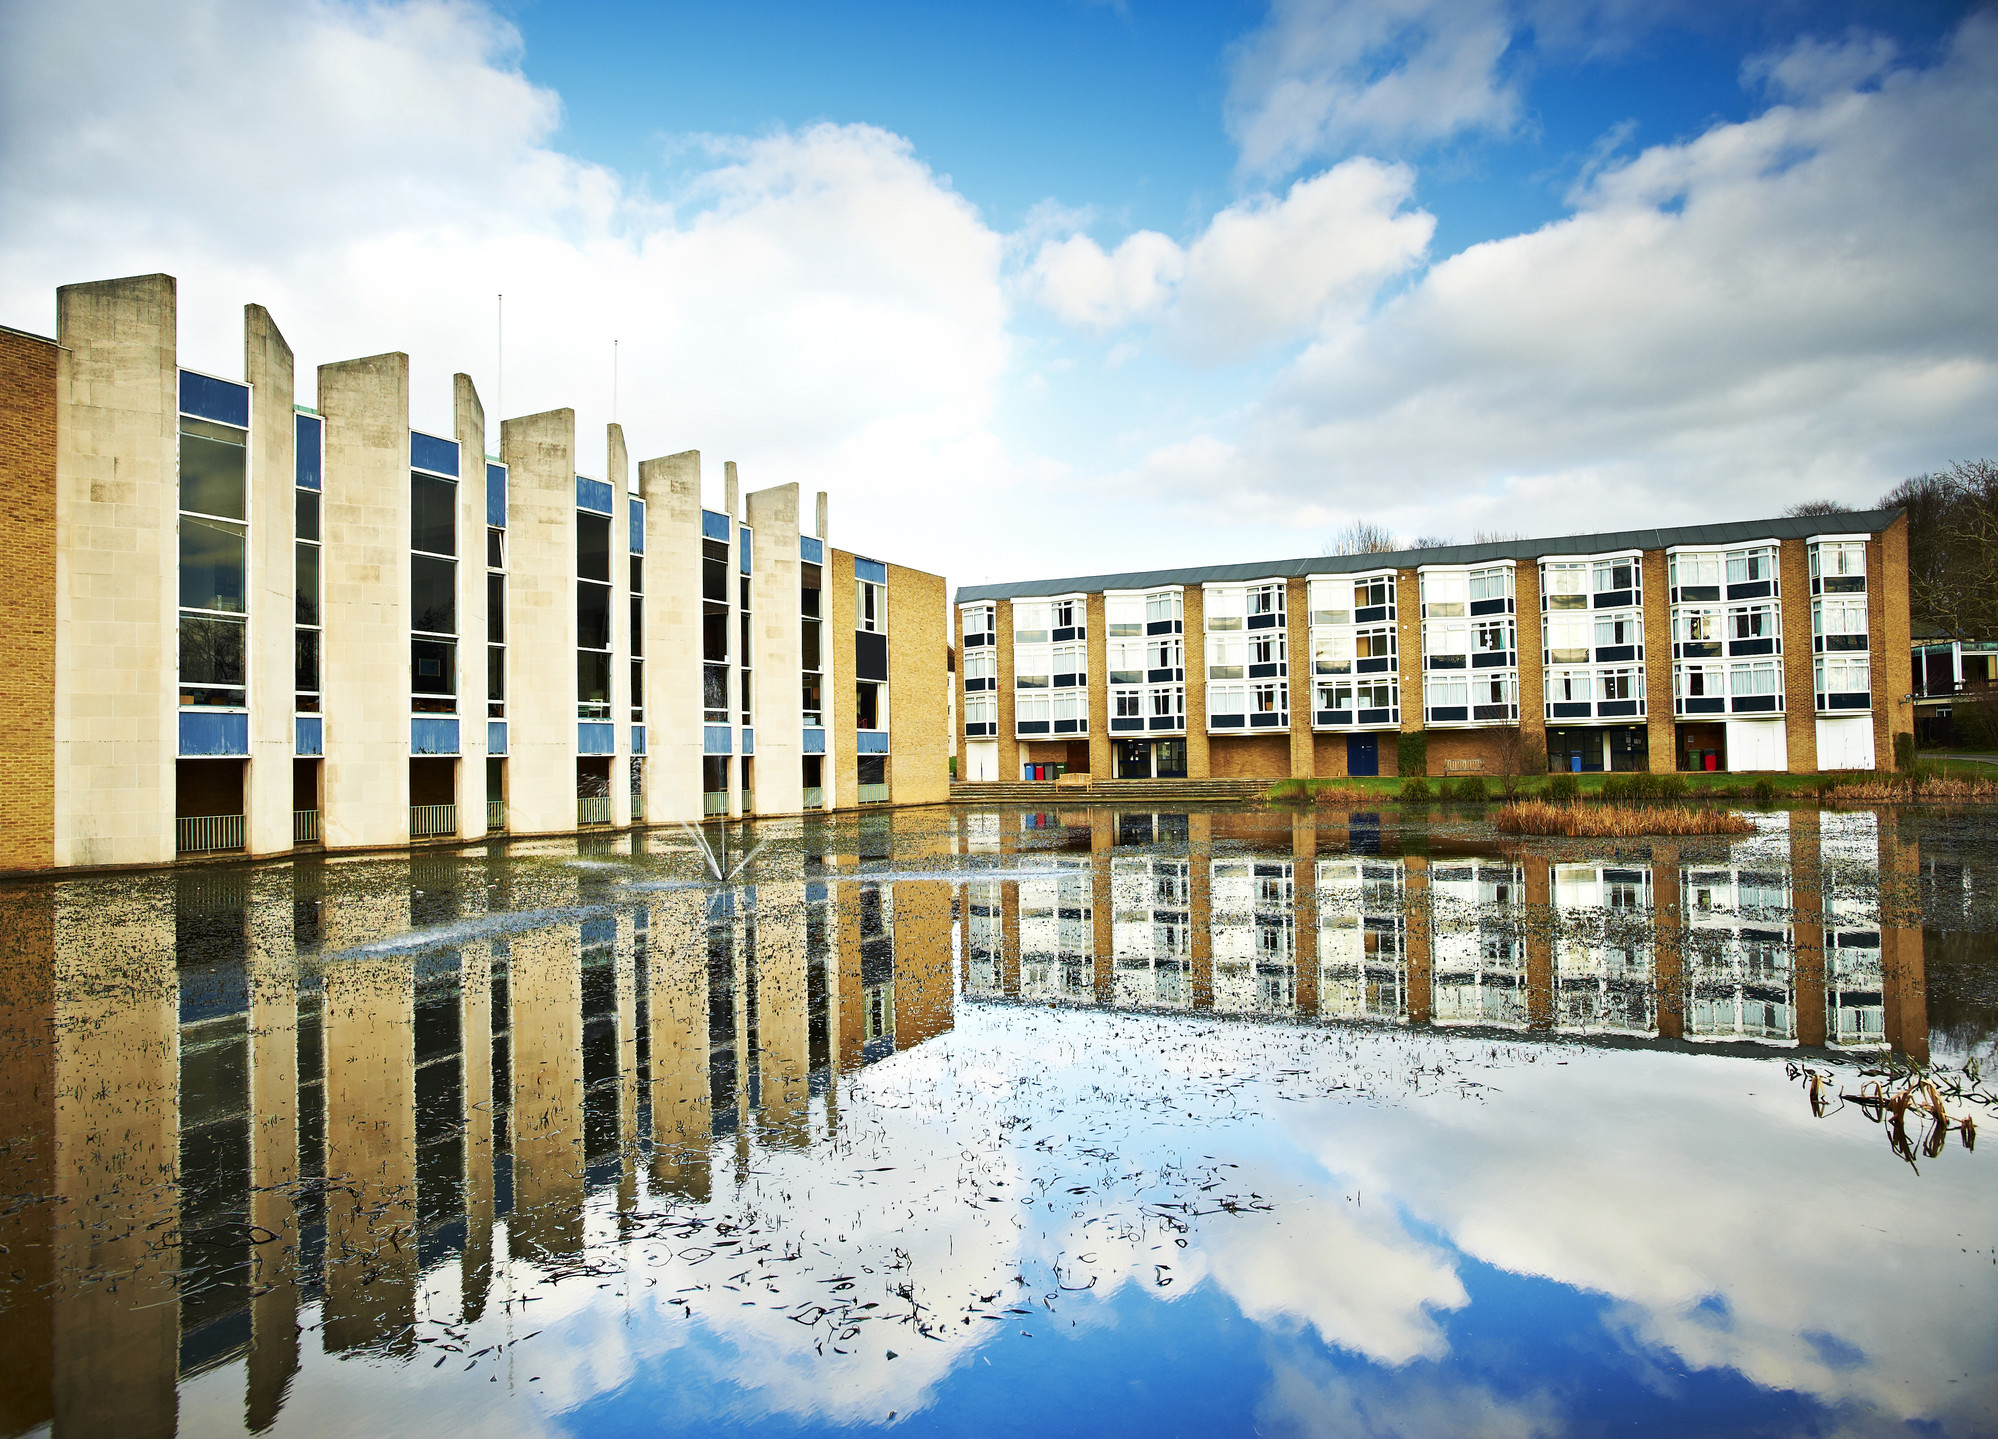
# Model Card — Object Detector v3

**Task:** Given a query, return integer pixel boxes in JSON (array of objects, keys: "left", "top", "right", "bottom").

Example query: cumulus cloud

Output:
[
  {"left": 1112, "top": 13, "right": 1998, "bottom": 549},
  {"left": 0, "top": 0, "right": 1028, "bottom": 576},
  {"left": 1028, "top": 160, "right": 1432, "bottom": 359},
  {"left": 1225, "top": 0, "right": 1523, "bottom": 176}
]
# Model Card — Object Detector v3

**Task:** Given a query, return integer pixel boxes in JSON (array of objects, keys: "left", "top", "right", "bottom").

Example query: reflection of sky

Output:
[{"left": 176, "top": 1000, "right": 1996, "bottom": 1437}]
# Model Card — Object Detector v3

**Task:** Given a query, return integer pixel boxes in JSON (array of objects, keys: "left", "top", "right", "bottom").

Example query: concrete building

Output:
[
  {"left": 954, "top": 511, "right": 1914, "bottom": 785},
  {"left": 0, "top": 274, "right": 948, "bottom": 872}
]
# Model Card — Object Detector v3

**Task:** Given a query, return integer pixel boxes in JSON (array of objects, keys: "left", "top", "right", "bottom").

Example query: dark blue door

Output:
[{"left": 1347, "top": 734, "right": 1378, "bottom": 776}]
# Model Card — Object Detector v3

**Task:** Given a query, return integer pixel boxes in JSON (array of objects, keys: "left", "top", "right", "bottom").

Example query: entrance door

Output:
[
  {"left": 1116, "top": 740, "right": 1152, "bottom": 778},
  {"left": 1347, "top": 733, "right": 1378, "bottom": 776}
]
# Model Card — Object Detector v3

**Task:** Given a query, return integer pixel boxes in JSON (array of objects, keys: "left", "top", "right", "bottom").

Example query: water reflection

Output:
[{"left": 0, "top": 803, "right": 1988, "bottom": 1437}]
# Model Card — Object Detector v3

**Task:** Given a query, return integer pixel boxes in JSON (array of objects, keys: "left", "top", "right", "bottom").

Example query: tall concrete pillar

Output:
[
  {"left": 245, "top": 305, "right": 298, "bottom": 854},
  {"left": 454, "top": 375, "right": 490, "bottom": 839},
  {"left": 616, "top": 908, "right": 641, "bottom": 1206},
  {"left": 641, "top": 451, "right": 703, "bottom": 825},
  {"left": 887, "top": 562, "right": 950, "bottom": 805},
  {"left": 245, "top": 867, "right": 299, "bottom": 1428},
  {"left": 501, "top": 410, "right": 579, "bottom": 836},
  {"left": 608, "top": 424, "right": 632, "bottom": 829},
  {"left": 510, "top": 920, "right": 584, "bottom": 1261},
  {"left": 53, "top": 274, "right": 178, "bottom": 868},
  {"left": 319, "top": 352, "right": 412, "bottom": 849},
  {"left": 461, "top": 938, "right": 496, "bottom": 1321},
  {"left": 51, "top": 878, "right": 179, "bottom": 1438},
  {"left": 747, "top": 483, "right": 804, "bottom": 816}
]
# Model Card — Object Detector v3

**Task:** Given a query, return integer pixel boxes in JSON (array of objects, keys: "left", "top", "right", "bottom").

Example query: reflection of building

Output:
[
  {"left": 1111, "top": 856, "right": 1192, "bottom": 1009},
  {"left": 1316, "top": 859, "right": 1408, "bottom": 1021},
  {"left": 1211, "top": 859, "right": 1295, "bottom": 1015},
  {"left": 1683, "top": 863, "right": 1796, "bottom": 1042},
  {"left": 1431, "top": 861, "right": 1527, "bottom": 1028},
  {"left": 955, "top": 511, "right": 1913, "bottom": 785},
  {"left": 0, "top": 276, "right": 948, "bottom": 875},
  {"left": 1552, "top": 865, "right": 1656, "bottom": 1036},
  {"left": 1020, "top": 859, "right": 1094, "bottom": 1003}
]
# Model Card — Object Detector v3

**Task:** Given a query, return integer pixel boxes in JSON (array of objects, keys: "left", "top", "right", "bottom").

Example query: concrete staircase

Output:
[{"left": 948, "top": 779, "right": 1274, "bottom": 805}]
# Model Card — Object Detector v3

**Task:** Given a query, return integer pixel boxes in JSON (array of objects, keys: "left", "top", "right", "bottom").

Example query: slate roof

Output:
[{"left": 954, "top": 508, "right": 1903, "bottom": 604}]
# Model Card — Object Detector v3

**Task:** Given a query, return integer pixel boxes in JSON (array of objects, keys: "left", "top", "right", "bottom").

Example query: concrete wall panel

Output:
[{"left": 501, "top": 409, "right": 577, "bottom": 836}]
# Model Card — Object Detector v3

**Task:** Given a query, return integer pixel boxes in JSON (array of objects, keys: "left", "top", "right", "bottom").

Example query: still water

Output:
[{"left": 1, "top": 804, "right": 1994, "bottom": 1438}]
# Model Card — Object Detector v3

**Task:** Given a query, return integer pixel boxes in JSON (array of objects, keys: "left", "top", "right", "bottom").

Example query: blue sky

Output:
[{"left": 2, "top": 0, "right": 1993, "bottom": 586}]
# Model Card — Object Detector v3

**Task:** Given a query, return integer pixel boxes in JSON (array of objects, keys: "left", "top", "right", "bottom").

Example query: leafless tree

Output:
[
  {"left": 1882, "top": 460, "right": 1998, "bottom": 638},
  {"left": 1469, "top": 529, "right": 1526, "bottom": 543},
  {"left": 1491, "top": 727, "right": 1539, "bottom": 798},
  {"left": 1409, "top": 535, "right": 1453, "bottom": 549},
  {"left": 1322, "top": 519, "right": 1400, "bottom": 556},
  {"left": 1782, "top": 499, "right": 1853, "bottom": 516}
]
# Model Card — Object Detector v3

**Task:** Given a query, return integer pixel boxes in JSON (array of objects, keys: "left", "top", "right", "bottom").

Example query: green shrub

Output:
[
  {"left": 1398, "top": 777, "right": 1433, "bottom": 802},
  {"left": 1434, "top": 777, "right": 1457, "bottom": 800},
  {"left": 1955, "top": 697, "right": 1998, "bottom": 750},
  {"left": 1546, "top": 773, "right": 1579, "bottom": 803},
  {"left": 1397, "top": 731, "right": 1428, "bottom": 781},
  {"left": 1752, "top": 778, "right": 1777, "bottom": 808},
  {"left": 1455, "top": 775, "right": 1489, "bottom": 803},
  {"left": 1894, "top": 732, "right": 1917, "bottom": 772},
  {"left": 1655, "top": 774, "right": 1688, "bottom": 802},
  {"left": 1600, "top": 775, "right": 1632, "bottom": 803}
]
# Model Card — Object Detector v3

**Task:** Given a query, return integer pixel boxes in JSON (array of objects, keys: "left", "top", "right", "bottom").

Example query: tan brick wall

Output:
[
  {"left": 1286, "top": 577, "right": 1312, "bottom": 778},
  {"left": 886, "top": 559, "right": 948, "bottom": 805},
  {"left": 1396, "top": 569, "right": 1422, "bottom": 734},
  {"left": 0, "top": 328, "right": 59, "bottom": 870},
  {"left": 1184, "top": 586, "right": 1208, "bottom": 778},
  {"left": 1874, "top": 513, "right": 1913, "bottom": 767},
  {"left": 995, "top": 598, "right": 1016, "bottom": 781},
  {"left": 1516, "top": 561, "right": 1545, "bottom": 750},
  {"left": 1641, "top": 550, "right": 1675, "bottom": 772},
  {"left": 1313, "top": 732, "right": 1348, "bottom": 779},
  {"left": 1085, "top": 591, "right": 1109, "bottom": 776},
  {"left": 1426, "top": 728, "right": 1511, "bottom": 777},
  {"left": 1779, "top": 538, "right": 1818, "bottom": 773},
  {"left": 1207, "top": 733, "right": 1290, "bottom": 778}
]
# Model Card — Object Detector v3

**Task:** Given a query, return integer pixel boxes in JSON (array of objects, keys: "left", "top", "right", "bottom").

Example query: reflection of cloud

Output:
[
  {"left": 1283, "top": 1045, "right": 1998, "bottom": 1430},
  {"left": 1255, "top": 1336, "right": 1561, "bottom": 1439}
]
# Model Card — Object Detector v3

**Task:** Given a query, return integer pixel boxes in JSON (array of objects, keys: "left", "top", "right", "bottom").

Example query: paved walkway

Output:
[{"left": 1921, "top": 751, "right": 1998, "bottom": 765}]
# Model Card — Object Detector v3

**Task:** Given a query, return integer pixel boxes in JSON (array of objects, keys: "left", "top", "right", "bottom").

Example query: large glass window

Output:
[
  {"left": 1726, "top": 547, "right": 1776, "bottom": 585},
  {"left": 179, "top": 419, "right": 246, "bottom": 520},
  {"left": 411, "top": 467, "right": 458, "bottom": 716},
  {"left": 1670, "top": 552, "right": 1722, "bottom": 590},
  {"left": 1420, "top": 571, "right": 1467, "bottom": 616},
  {"left": 180, "top": 414, "right": 249, "bottom": 709},
  {"left": 577, "top": 511, "right": 612, "bottom": 720},
  {"left": 180, "top": 616, "right": 245, "bottom": 708},
  {"left": 1542, "top": 563, "right": 1588, "bottom": 609}
]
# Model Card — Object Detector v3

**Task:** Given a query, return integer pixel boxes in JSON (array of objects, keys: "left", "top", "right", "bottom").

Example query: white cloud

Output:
[
  {"left": 0, "top": 0, "right": 1027, "bottom": 579},
  {"left": 1225, "top": 0, "right": 1523, "bottom": 176},
  {"left": 1027, "top": 160, "right": 1432, "bottom": 359},
  {"left": 1113, "top": 14, "right": 1998, "bottom": 549}
]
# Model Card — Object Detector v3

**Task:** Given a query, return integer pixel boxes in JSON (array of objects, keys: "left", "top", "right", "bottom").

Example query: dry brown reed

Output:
[
  {"left": 1827, "top": 774, "right": 1998, "bottom": 802},
  {"left": 1494, "top": 800, "right": 1756, "bottom": 837}
]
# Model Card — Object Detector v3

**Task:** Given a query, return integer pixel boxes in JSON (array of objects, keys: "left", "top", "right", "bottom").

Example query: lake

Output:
[{"left": 1, "top": 802, "right": 1993, "bottom": 1437}]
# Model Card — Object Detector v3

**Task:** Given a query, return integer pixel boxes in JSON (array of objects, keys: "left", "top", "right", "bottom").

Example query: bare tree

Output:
[
  {"left": 1883, "top": 460, "right": 1998, "bottom": 638},
  {"left": 1409, "top": 535, "right": 1453, "bottom": 549},
  {"left": 1492, "top": 727, "right": 1540, "bottom": 798},
  {"left": 1782, "top": 499, "right": 1854, "bottom": 516},
  {"left": 1322, "top": 519, "right": 1400, "bottom": 556},
  {"left": 1469, "top": 529, "right": 1526, "bottom": 543}
]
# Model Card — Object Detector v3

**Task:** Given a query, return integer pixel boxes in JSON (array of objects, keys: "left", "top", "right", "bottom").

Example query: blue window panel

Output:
[
  {"left": 800, "top": 535, "right": 824, "bottom": 565},
  {"left": 855, "top": 557, "right": 887, "bottom": 584},
  {"left": 631, "top": 725, "right": 646, "bottom": 756},
  {"left": 857, "top": 730, "right": 889, "bottom": 754},
  {"left": 294, "top": 414, "right": 323, "bottom": 490},
  {"left": 486, "top": 463, "right": 507, "bottom": 528},
  {"left": 179, "top": 711, "right": 249, "bottom": 757},
  {"left": 802, "top": 726, "right": 826, "bottom": 755},
  {"left": 629, "top": 498, "right": 646, "bottom": 554},
  {"left": 582, "top": 916, "right": 616, "bottom": 948},
  {"left": 295, "top": 715, "right": 323, "bottom": 757},
  {"left": 739, "top": 527, "right": 753, "bottom": 574},
  {"left": 411, "top": 717, "right": 460, "bottom": 755},
  {"left": 487, "top": 720, "right": 508, "bottom": 755},
  {"left": 578, "top": 721, "right": 615, "bottom": 755},
  {"left": 178, "top": 370, "right": 249, "bottom": 428},
  {"left": 701, "top": 509, "right": 730, "bottom": 542},
  {"left": 576, "top": 476, "right": 614, "bottom": 515},
  {"left": 741, "top": 727, "right": 754, "bottom": 756},
  {"left": 703, "top": 724, "right": 732, "bottom": 755},
  {"left": 410, "top": 431, "right": 460, "bottom": 477}
]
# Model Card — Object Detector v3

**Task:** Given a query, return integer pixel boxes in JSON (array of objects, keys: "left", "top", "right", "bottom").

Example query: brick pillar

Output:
[
  {"left": 1653, "top": 844, "right": 1684, "bottom": 1039},
  {"left": 1086, "top": 592, "right": 1110, "bottom": 779},
  {"left": 1184, "top": 587, "right": 1209, "bottom": 779},
  {"left": 1293, "top": 814, "right": 1317, "bottom": 1016},
  {"left": 1516, "top": 559, "right": 1547, "bottom": 767},
  {"left": 1287, "top": 578, "right": 1313, "bottom": 779},
  {"left": 1405, "top": 855, "right": 1432, "bottom": 1023},
  {"left": 1396, "top": 570, "right": 1424, "bottom": 769},
  {"left": 1791, "top": 809, "right": 1827, "bottom": 1047},
  {"left": 1642, "top": 550, "right": 1675, "bottom": 772},
  {"left": 1092, "top": 818, "right": 1113, "bottom": 1004},
  {"left": 995, "top": 599, "right": 1018, "bottom": 784},
  {"left": 1878, "top": 809, "right": 1926, "bottom": 1064},
  {"left": 1779, "top": 538, "right": 1818, "bottom": 773},
  {"left": 1524, "top": 855, "right": 1554, "bottom": 1031},
  {"left": 1190, "top": 813, "right": 1213, "bottom": 1006},
  {"left": 1873, "top": 515, "right": 1915, "bottom": 769}
]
